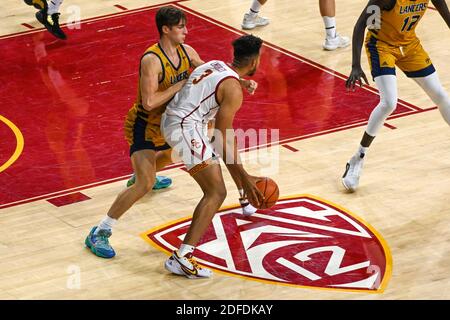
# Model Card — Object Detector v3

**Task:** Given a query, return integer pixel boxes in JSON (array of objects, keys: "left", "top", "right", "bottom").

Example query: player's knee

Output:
[
  {"left": 134, "top": 176, "right": 155, "bottom": 196},
  {"left": 380, "top": 98, "right": 397, "bottom": 115},
  {"left": 206, "top": 185, "right": 227, "bottom": 203},
  {"left": 216, "top": 187, "right": 227, "bottom": 203}
]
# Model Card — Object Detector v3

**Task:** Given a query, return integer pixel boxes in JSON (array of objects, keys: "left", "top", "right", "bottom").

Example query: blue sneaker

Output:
[
  {"left": 153, "top": 175, "right": 172, "bottom": 189},
  {"left": 85, "top": 226, "right": 116, "bottom": 258},
  {"left": 126, "top": 174, "right": 172, "bottom": 190}
]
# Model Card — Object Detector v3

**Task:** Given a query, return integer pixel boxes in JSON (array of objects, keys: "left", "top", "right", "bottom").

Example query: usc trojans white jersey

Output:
[{"left": 164, "top": 60, "right": 240, "bottom": 124}]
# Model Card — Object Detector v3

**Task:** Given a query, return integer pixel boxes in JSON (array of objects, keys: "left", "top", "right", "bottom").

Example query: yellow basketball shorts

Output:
[
  {"left": 365, "top": 35, "right": 435, "bottom": 79},
  {"left": 124, "top": 104, "right": 170, "bottom": 156}
]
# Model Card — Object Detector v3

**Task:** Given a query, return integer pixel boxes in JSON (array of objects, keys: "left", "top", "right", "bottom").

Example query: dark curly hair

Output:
[{"left": 232, "top": 35, "right": 263, "bottom": 67}]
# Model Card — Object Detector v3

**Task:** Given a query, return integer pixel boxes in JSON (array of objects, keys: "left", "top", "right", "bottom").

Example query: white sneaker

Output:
[
  {"left": 239, "top": 198, "right": 257, "bottom": 216},
  {"left": 164, "top": 251, "right": 212, "bottom": 279},
  {"left": 342, "top": 153, "right": 365, "bottom": 192},
  {"left": 241, "top": 13, "right": 269, "bottom": 30},
  {"left": 323, "top": 33, "right": 350, "bottom": 51}
]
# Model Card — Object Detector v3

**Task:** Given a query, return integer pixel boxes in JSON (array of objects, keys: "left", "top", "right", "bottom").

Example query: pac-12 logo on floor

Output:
[{"left": 142, "top": 195, "right": 391, "bottom": 292}]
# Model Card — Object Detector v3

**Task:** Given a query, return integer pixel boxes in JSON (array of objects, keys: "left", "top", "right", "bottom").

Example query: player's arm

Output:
[
  {"left": 183, "top": 44, "right": 205, "bottom": 68},
  {"left": 346, "top": 0, "right": 393, "bottom": 90},
  {"left": 431, "top": 0, "right": 450, "bottom": 28},
  {"left": 140, "top": 54, "right": 187, "bottom": 111},
  {"left": 239, "top": 78, "right": 258, "bottom": 95},
  {"left": 184, "top": 44, "right": 258, "bottom": 94},
  {"left": 214, "top": 78, "right": 264, "bottom": 206}
]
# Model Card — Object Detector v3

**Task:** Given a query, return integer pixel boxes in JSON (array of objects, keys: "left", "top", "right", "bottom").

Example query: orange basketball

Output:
[{"left": 251, "top": 177, "right": 279, "bottom": 209}]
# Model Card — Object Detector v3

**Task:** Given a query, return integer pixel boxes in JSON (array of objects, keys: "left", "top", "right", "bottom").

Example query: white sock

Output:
[
  {"left": 95, "top": 215, "right": 117, "bottom": 234},
  {"left": 179, "top": 244, "right": 195, "bottom": 257},
  {"left": 48, "top": 0, "right": 63, "bottom": 15},
  {"left": 249, "top": 0, "right": 262, "bottom": 16},
  {"left": 358, "top": 145, "right": 367, "bottom": 157},
  {"left": 238, "top": 189, "right": 245, "bottom": 198},
  {"left": 323, "top": 16, "right": 336, "bottom": 38}
]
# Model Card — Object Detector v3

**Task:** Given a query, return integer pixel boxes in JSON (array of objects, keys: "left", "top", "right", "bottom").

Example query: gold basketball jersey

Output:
[
  {"left": 135, "top": 43, "right": 191, "bottom": 125},
  {"left": 369, "top": 0, "right": 429, "bottom": 46}
]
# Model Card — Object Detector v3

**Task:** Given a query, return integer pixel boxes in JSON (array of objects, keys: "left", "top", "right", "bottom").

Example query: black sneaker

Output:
[
  {"left": 36, "top": 10, "right": 67, "bottom": 40},
  {"left": 24, "top": 0, "right": 47, "bottom": 11}
]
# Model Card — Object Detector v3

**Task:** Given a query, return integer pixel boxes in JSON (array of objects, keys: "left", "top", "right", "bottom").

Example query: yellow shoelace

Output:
[{"left": 187, "top": 257, "right": 201, "bottom": 269}]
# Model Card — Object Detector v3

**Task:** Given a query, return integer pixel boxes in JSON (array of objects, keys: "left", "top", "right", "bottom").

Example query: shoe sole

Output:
[
  {"left": 85, "top": 237, "right": 115, "bottom": 259},
  {"left": 166, "top": 256, "right": 212, "bottom": 279},
  {"left": 127, "top": 183, "right": 172, "bottom": 190},
  {"left": 242, "top": 207, "right": 257, "bottom": 216},
  {"left": 165, "top": 259, "right": 185, "bottom": 276},
  {"left": 153, "top": 183, "right": 171, "bottom": 190},
  {"left": 127, "top": 180, "right": 172, "bottom": 190},
  {"left": 323, "top": 42, "right": 351, "bottom": 51},
  {"left": 241, "top": 22, "right": 269, "bottom": 30},
  {"left": 341, "top": 178, "right": 356, "bottom": 193}
]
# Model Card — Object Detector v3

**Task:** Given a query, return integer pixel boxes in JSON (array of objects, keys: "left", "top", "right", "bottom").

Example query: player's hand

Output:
[
  {"left": 242, "top": 175, "right": 264, "bottom": 208},
  {"left": 346, "top": 66, "right": 369, "bottom": 91},
  {"left": 176, "top": 79, "right": 188, "bottom": 91},
  {"left": 241, "top": 79, "right": 258, "bottom": 95}
]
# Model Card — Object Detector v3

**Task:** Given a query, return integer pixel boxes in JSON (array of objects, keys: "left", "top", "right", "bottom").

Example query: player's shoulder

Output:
[
  {"left": 216, "top": 77, "right": 242, "bottom": 108},
  {"left": 367, "top": 0, "right": 395, "bottom": 10},
  {"left": 378, "top": 0, "right": 396, "bottom": 11},
  {"left": 219, "top": 76, "right": 242, "bottom": 96},
  {"left": 180, "top": 43, "right": 197, "bottom": 56},
  {"left": 181, "top": 43, "right": 194, "bottom": 51},
  {"left": 140, "top": 51, "right": 164, "bottom": 72}
]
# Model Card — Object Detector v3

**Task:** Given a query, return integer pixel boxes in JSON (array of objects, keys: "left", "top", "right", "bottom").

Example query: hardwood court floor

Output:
[{"left": 0, "top": 0, "right": 449, "bottom": 299}]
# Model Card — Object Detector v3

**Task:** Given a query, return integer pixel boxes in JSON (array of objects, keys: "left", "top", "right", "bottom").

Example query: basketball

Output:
[{"left": 251, "top": 177, "right": 279, "bottom": 209}]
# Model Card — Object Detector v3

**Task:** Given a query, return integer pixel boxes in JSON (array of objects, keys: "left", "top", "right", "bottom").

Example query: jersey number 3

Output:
[{"left": 193, "top": 69, "right": 213, "bottom": 84}]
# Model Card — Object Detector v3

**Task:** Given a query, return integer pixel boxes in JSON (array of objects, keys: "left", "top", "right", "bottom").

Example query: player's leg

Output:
[
  {"left": 342, "top": 35, "right": 398, "bottom": 192},
  {"left": 184, "top": 163, "right": 227, "bottom": 246},
  {"left": 412, "top": 72, "right": 450, "bottom": 125},
  {"left": 154, "top": 149, "right": 173, "bottom": 188},
  {"left": 85, "top": 150, "right": 157, "bottom": 258},
  {"left": 211, "top": 131, "right": 257, "bottom": 216},
  {"left": 48, "top": 0, "right": 63, "bottom": 14},
  {"left": 162, "top": 117, "right": 220, "bottom": 278},
  {"left": 320, "top": 0, "right": 350, "bottom": 50},
  {"left": 165, "top": 161, "right": 225, "bottom": 279},
  {"left": 343, "top": 75, "right": 398, "bottom": 192},
  {"left": 242, "top": 0, "right": 269, "bottom": 30},
  {"left": 401, "top": 41, "right": 450, "bottom": 127},
  {"left": 126, "top": 148, "right": 173, "bottom": 189}
]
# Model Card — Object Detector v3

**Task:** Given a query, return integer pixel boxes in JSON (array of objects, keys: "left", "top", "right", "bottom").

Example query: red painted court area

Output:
[{"left": 0, "top": 5, "right": 419, "bottom": 208}]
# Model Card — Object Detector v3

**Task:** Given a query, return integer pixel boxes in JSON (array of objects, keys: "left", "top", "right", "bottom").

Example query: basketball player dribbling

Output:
[
  {"left": 84, "top": 6, "right": 202, "bottom": 259},
  {"left": 85, "top": 7, "right": 259, "bottom": 259},
  {"left": 161, "top": 35, "right": 265, "bottom": 279},
  {"left": 342, "top": 0, "right": 450, "bottom": 192}
]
